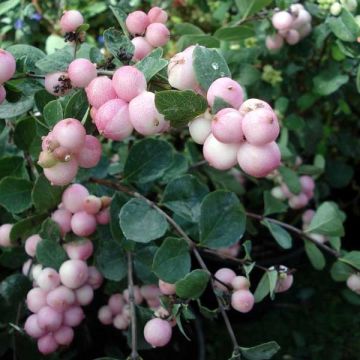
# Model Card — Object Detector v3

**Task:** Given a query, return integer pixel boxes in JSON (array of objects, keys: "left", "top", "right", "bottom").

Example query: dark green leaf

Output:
[
  {"left": 10, "top": 214, "right": 46, "bottom": 243},
  {"left": 263, "top": 220, "right": 292, "bottom": 249},
  {"left": 104, "top": 28, "right": 134, "bottom": 61},
  {"left": 13, "top": 117, "right": 37, "bottom": 151},
  {"left": 0, "top": 96, "right": 34, "bottom": 119},
  {"left": 36, "top": 238, "right": 68, "bottom": 270},
  {"left": 175, "top": 269, "right": 210, "bottom": 299},
  {"left": 339, "top": 251, "right": 360, "bottom": 271},
  {"left": 134, "top": 246, "right": 158, "bottom": 284},
  {"left": 155, "top": 90, "right": 208, "bottom": 128},
  {"left": 0, "top": 177, "right": 32, "bottom": 214},
  {"left": 32, "top": 174, "right": 63, "bottom": 212},
  {"left": 39, "top": 218, "right": 61, "bottom": 242},
  {"left": 0, "top": 156, "right": 27, "bottom": 181},
  {"left": 214, "top": 25, "right": 255, "bottom": 41},
  {"left": 135, "top": 48, "right": 168, "bottom": 81},
  {"left": 278, "top": 166, "right": 301, "bottom": 195},
  {"left": 64, "top": 89, "right": 88, "bottom": 119},
  {"left": 43, "top": 100, "right": 63, "bottom": 127},
  {"left": 240, "top": 341, "right": 281, "bottom": 360},
  {"left": 263, "top": 191, "right": 287, "bottom": 216},
  {"left": 304, "top": 240, "right": 326, "bottom": 270},
  {"left": 330, "top": 260, "right": 353, "bottom": 281},
  {"left": 35, "top": 46, "right": 73, "bottom": 73}
]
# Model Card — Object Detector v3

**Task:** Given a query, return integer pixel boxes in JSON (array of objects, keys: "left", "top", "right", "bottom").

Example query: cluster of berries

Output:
[
  {"left": 271, "top": 175, "right": 315, "bottom": 209},
  {"left": 38, "top": 119, "right": 101, "bottom": 186},
  {"left": 22, "top": 236, "right": 103, "bottom": 355},
  {"left": 317, "top": 0, "right": 358, "bottom": 14},
  {"left": 51, "top": 184, "right": 111, "bottom": 237},
  {"left": 266, "top": 4, "right": 312, "bottom": 51},
  {"left": 86, "top": 65, "right": 169, "bottom": 140},
  {"left": 0, "top": 49, "right": 16, "bottom": 104},
  {"left": 125, "top": 7, "right": 170, "bottom": 61}
]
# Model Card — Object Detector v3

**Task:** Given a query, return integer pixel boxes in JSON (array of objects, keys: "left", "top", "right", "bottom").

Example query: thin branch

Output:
[
  {"left": 127, "top": 251, "right": 140, "bottom": 360},
  {"left": 245, "top": 212, "right": 341, "bottom": 258}
]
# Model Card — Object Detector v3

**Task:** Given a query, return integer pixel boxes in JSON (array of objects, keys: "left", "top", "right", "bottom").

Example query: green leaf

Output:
[
  {"left": 177, "top": 35, "right": 220, "bottom": 51},
  {"left": 240, "top": 341, "right": 281, "bottom": 360},
  {"left": 173, "top": 23, "right": 204, "bottom": 35},
  {"left": 305, "top": 202, "right": 345, "bottom": 237},
  {"left": 109, "top": 192, "right": 129, "bottom": 241},
  {"left": 212, "top": 97, "right": 232, "bottom": 113},
  {"left": 39, "top": 218, "right": 61, "bottom": 242},
  {"left": 278, "top": 166, "right": 301, "bottom": 195},
  {"left": 199, "top": 190, "right": 246, "bottom": 249},
  {"left": 35, "top": 46, "right": 73, "bottom": 73},
  {"left": 263, "top": 220, "right": 292, "bottom": 249},
  {"left": 64, "top": 89, "right": 88, "bottom": 119},
  {"left": 119, "top": 199, "right": 168, "bottom": 243},
  {"left": 0, "top": 247, "right": 28, "bottom": 269},
  {"left": 163, "top": 174, "right": 209, "bottom": 222},
  {"left": 134, "top": 246, "right": 158, "bottom": 284},
  {"left": 0, "top": 156, "right": 27, "bottom": 181},
  {"left": 327, "top": 9, "right": 360, "bottom": 42},
  {"left": 356, "top": 64, "right": 360, "bottom": 93},
  {"left": 36, "top": 238, "right": 68, "bottom": 270},
  {"left": 0, "top": 96, "right": 34, "bottom": 119},
  {"left": 43, "top": 100, "right": 63, "bottom": 127},
  {"left": 0, "top": 177, "right": 32, "bottom": 214},
  {"left": 104, "top": 28, "right": 134, "bottom": 61},
  {"left": 95, "top": 237, "right": 127, "bottom": 281},
  {"left": 214, "top": 25, "right": 255, "bottom": 41},
  {"left": 155, "top": 90, "right": 208, "bottom": 128},
  {"left": 254, "top": 270, "right": 277, "bottom": 303},
  {"left": 330, "top": 260, "right": 353, "bottom": 281},
  {"left": 153, "top": 237, "right": 191, "bottom": 283},
  {"left": 313, "top": 66, "right": 349, "bottom": 96},
  {"left": 13, "top": 117, "right": 37, "bottom": 152},
  {"left": 10, "top": 214, "right": 47, "bottom": 243},
  {"left": 339, "top": 251, "right": 360, "bottom": 271},
  {"left": 304, "top": 240, "right": 326, "bottom": 270},
  {"left": 123, "top": 138, "right": 173, "bottom": 183},
  {"left": 34, "top": 89, "right": 56, "bottom": 113},
  {"left": 175, "top": 269, "right": 210, "bottom": 299},
  {"left": 7, "top": 44, "right": 45, "bottom": 72},
  {"left": 263, "top": 191, "right": 287, "bottom": 216},
  {"left": 0, "top": 0, "right": 20, "bottom": 16},
  {"left": 135, "top": 48, "right": 168, "bottom": 82},
  {"left": 109, "top": 5, "right": 129, "bottom": 36},
  {"left": 193, "top": 46, "right": 231, "bottom": 91},
  {"left": 32, "top": 174, "right": 63, "bottom": 212},
  {"left": 0, "top": 274, "right": 31, "bottom": 304}
]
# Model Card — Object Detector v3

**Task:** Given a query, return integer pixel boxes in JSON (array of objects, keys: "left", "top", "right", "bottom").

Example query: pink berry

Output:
[
  {"left": 207, "top": 78, "right": 244, "bottom": 109},
  {"left": 41, "top": 131, "right": 59, "bottom": 152},
  {"left": 292, "top": 9, "right": 311, "bottom": 30},
  {"left": 132, "top": 37, "right": 154, "bottom": 61},
  {"left": 68, "top": 58, "right": 97, "bottom": 88},
  {"left": 0, "top": 224, "right": 13, "bottom": 247},
  {"left": 129, "top": 91, "right": 168, "bottom": 135},
  {"left": 51, "top": 209, "right": 72, "bottom": 236},
  {"left": 26, "top": 287, "right": 48, "bottom": 313},
  {"left": 22, "top": 259, "right": 32, "bottom": 276},
  {"left": 76, "top": 135, "right": 101, "bottom": 168},
  {"left": 168, "top": 46, "right": 197, "bottom": 91},
  {"left": 45, "top": 72, "right": 72, "bottom": 96},
  {"left": 63, "top": 239, "right": 94, "bottom": 261},
  {"left": 144, "top": 318, "right": 172, "bottom": 347},
  {"left": 231, "top": 276, "right": 250, "bottom": 290},
  {"left": 113, "top": 314, "right": 129, "bottom": 330},
  {"left": 242, "top": 108, "right": 279, "bottom": 146},
  {"left": 347, "top": 273, "right": 360, "bottom": 294},
  {"left": 95, "top": 99, "right": 133, "bottom": 141},
  {"left": 275, "top": 273, "right": 294, "bottom": 293},
  {"left": 31, "top": 264, "right": 44, "bottom": 283},
  {"left": 52, "top": 118, "right": 86, "bottom": 152},
  {"left": 272, "top": 11, "right": 293, "bottom": 30},
  {"left": 239, "top": 98, "right": 272, "bottom": 115},
  {"left": 188, "top": 115, "right": 212, "bottom": 145},
  {"left": 90, "top": 107, "right": 97, "bottom": 122},
  {"left": 158, "top": 280, "right": 176, "bottom": 295},
  {"left": 75, "top": 284, "right": 94, "bottom": 306},
  {"left": 203, "top": 134, "right": 239, "bottom": 170},
  {"left": 126, "top": 11, "right": 149, "bottom": 35},
  {"left": 108, "top": 293, "right": 125, "bottom": 314},
  {"left": 62, "top": 184, "right": 89, "bottom": 213},
  {"left": 83, "top": 195, "right": 102, "bottom": 215},
  {"left": 285, "top": 29, "right": 300, "bottom": 45},
  {"left": 112, "top": 66, "right": 147, "bottom": 102},
  {"left": 71, "top": 211, "right": 97, "bottom": 237},
  {"left": 214, "top": 268, "right": 236, "bottom": 291},
  {"left": 60, "top": 10, "right": 84, "bottom": 33},
  {"left": 141, "top": 285, "right": 161, "bottom": 300},
  {"left": 298, "top": 22, "right": 312, "bottom": 39},
  {"left": 24, "top": 314, "right": 46, "bottom": 339},
  {"left": 46, "top": 285, "right": 76, "bottom": 312},
  {"left": 280, "top": 183, "right": 292, "bottom": 198},
  {"left": 0, "top": 85, "right": 6, "bottom": 104},
  {"left": 300, "top": 176, "right": 315, "bottom": 198},
  {"left": 98, "top": 305, "right": 113, "bottom": 325},
  {"left": 87, "top": 266, "right": 103, "bottom": 289},
  {"left": 231, "top": 289, "right": 255, "bottom": 313},
  {"left": 147, "top": 298, "right": 161, "bottom": 309},
  {"left": 96, "top": 207, "right": 110, "bottom": 225},
  {"left": 0, "top": 49, "right": 16, "bottom": 83},
  {"left": 145, "top": 23, "right": 170, "bottom": 47},
  {"left": 123, "top": 286, "right": 143, "bottom": 304},
  {"left": 59, "top": 259, "right": 89, "bottom": 289},
  {"left": 54, "top": 326, "right": 74, "bottom": 346},
  {"left": 148, "top": 7, "right": 168, "bottom": 24},
  {"left": 302, "top": 209, "right": 315, "bottom": 225},
  {"left": 37, "top": 306, "right": 63, "bottom": 332},
  {"left": 63, "top": 305, "right": 84, "bottom": 327},
  {"left": 288, "top": 193, "right": 309, "bottom": 209},
  {"left": 212, "top": 108, "right": 244, "bottom": 144},
  {"left": 37, "top": 268, "right": 61, "bottom": 291},
  {"left": 37, "top": 333, "right": 58, "bottom": 355},
  {"left": 25, "top": 234, "right": 42, "bottom": 257},
  {"left": 237, "top": 142, "right": 281, "bottom": 178},
  {"left": 85, "top": 76, "right": 117, "bottom": 109},
  {"left": 266, "top": 34, "right": 284, "bottom": 51}
]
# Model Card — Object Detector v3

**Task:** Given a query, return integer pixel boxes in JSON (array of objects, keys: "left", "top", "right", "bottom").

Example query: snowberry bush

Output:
[{"left": 0, "top": 1, "right": 359, "bottom": 359}]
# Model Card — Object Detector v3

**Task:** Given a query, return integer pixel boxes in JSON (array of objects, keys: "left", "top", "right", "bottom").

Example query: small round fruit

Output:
[
  {"left": 71, "top": 211, "right": 97, "bottom": 237},
  {"left": 144, "top": 318, "right": 172, "bottom": 347},
  {"left": 126, "top": 11, "right": 149, "bottom": 35},
  {"left": 148, "top": 7, "right": 168, "bottom": 24},
  {"left": 145, "top": 23, "right": 170, "bottom": 47},
  {"left": 68, "top": 58, "right": 97, "bottom": 88},
  {"left": 188, "top": 115, "right": 212, "bottom": 144},
  {"left": 60, "top": 10, "right": 84, "bottom": 33},
  {"left": 214, "top": 268, "right": 236, "bottom": 291},
  {"left": 59, "top": 259, "right": 89, "bottom": 289},
  {"left": 231, "top": 289, "right": 255, "bottom": 313},
  {"left": 51, "top": 209, "right": 72, "bottom": 236},
  {"left": 158, "top": 280, "right": 176, "bottom": 295},
  {"left": 347, "top": 273, "right": 360, "bottom": 294},
  {"left": 211, "top": 108, "right": 244, "bottom": 144},
  {"left": 231, "top": 276, "right": 250, "bottom": 290},
  {"left": 207, "top": 77, "right": 244, "bottom": 109},
  {"left": 0, "top": 49, "right": 16, "bottom": 83},
  {"left": 275, "top": 273, "right": 294, "bottom": 293},
  {"left": 272, "top": 11, "right": 293, "bottom": 30},
  {"left": 52, "top": 118, "right": 86, "bottom": 152},
  {"left": 132, "top": 37, "right": 154, "bottom": 61},
  {"left": 265, "top": 34, "right": 284, "bottom": 51},
  {"left": 76, "top": 135, "right": 102, "bottom": 168},
  {"left": 37, "top": 306, "right": 63, "bottom": 332},
  {"left": 62, "top": 183, "right": 89, "bottom": 213},
  {"left": 85, "top": 76, "right": 117, "bottom": 108},
  {"left": 0, "top": 224, "right": 13, "bottom": 248}
]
